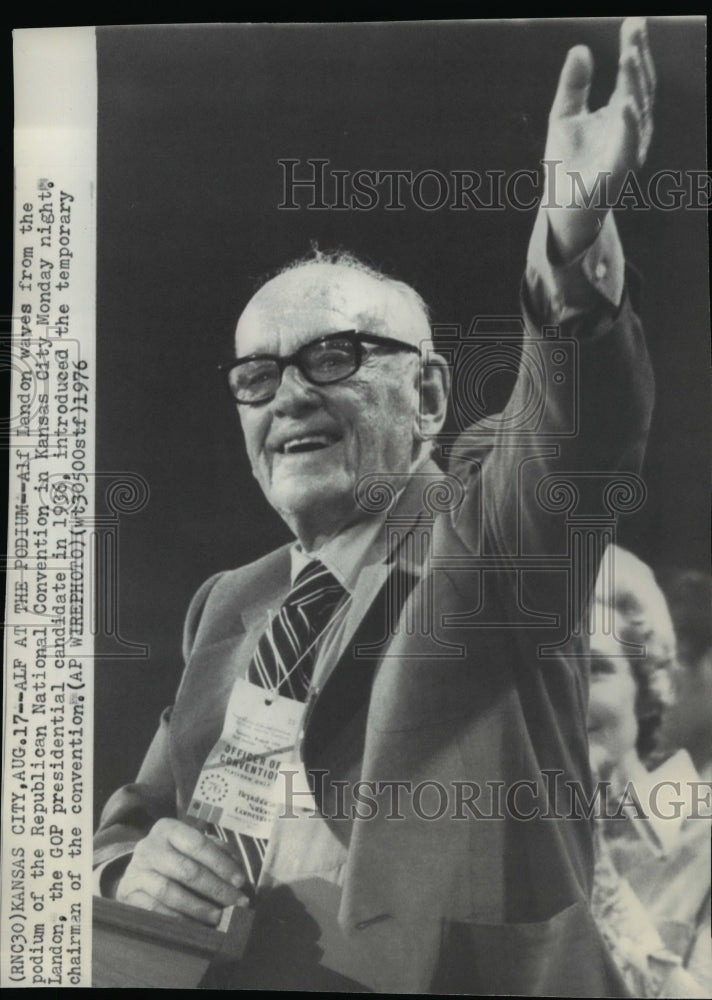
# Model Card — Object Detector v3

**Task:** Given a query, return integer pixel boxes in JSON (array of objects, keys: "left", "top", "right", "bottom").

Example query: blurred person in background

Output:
[
  {"left": 658, "top": 570, "right": 712, "bottom": 782},
  {"left": 588, "top": 546, "right": 711, "bottom": 997}
]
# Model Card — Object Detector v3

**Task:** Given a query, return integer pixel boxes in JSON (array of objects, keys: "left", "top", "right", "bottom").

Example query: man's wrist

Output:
[
  {"left": 545, "top": 206, "right": 607, "bottom": 264},
  {"left": 526, "top": 205, "right": 625, "bottom": 318}
]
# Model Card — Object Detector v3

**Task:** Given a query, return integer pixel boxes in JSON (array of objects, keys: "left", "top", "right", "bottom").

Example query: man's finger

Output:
[
  {"left": 612, "top": 20, "right": 656, "bottom": 170},
  {"left": 170, "top": 827, "right": 245, "bottom": 888},
  {"left": 620, "top": 99, "right": 645, "bottom": 168},
  {"left": 121, "top": 869, "right": 224, "bottom": 925},
  {"left": 160, "top": 819, "right": 245, "bottom": 886},
  {"left": 619, "top": 18, "right": 654, "bottom": 103},
  {"left": 615, "top": 48, "right": 647, "bottom": 118},
  {"left": 630, "top": 18, "right": 657, "bottom": 101},
  {"left": 148, "top": 843, "right": 246, "bottom": 907},
  {"left": 550, "top": 45, "right": 594, "bottom": 119},
  {"left": 619, "top": 18, "right": 656, "bottom": 117},
  {"left": 117, "top": 887, "right": 189, "bottom": 921}
]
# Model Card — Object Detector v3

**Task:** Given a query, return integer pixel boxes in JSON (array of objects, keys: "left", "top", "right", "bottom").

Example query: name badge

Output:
[{"left": 188, "top": 678, "right": 306, "bottom": 838}]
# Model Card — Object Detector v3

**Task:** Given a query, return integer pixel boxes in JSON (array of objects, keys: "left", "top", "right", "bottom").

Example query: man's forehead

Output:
[{"left": 235, "top": 262, "right": 429, "bottom": 352}]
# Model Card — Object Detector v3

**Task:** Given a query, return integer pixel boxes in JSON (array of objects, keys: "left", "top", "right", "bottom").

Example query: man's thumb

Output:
[{"left": 551, "top": 45, "right": 593, "bottom": 118}]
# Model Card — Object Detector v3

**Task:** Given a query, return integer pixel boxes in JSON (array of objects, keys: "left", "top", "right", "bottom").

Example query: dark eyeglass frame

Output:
[{"left": 218, "top": 330, "right": 421, "bottom": 405}]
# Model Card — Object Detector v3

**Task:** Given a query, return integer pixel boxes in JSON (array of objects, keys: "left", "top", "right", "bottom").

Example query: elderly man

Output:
[{"left": 94, "top": 19, "right": 656, "bottom": 995}]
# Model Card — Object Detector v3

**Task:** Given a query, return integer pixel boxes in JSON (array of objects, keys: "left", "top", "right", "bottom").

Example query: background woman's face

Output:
[{"left": 587, "top": 629, "right": 639, "bottom": 781}]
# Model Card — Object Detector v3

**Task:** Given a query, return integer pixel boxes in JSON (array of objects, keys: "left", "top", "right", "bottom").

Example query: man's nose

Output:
[{"left": 272, "top": 363, "right": 321, "bottom": 415}]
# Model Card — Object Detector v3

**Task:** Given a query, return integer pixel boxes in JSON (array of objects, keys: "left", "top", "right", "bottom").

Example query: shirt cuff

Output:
[
  {"left": 526, "top": 207, "right": 625, "bottom": 317},
  {"left": 93, "top": 853, "right": 132, "bottom": 898}
]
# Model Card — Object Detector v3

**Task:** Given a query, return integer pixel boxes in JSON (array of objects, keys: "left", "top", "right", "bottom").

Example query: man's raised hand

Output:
[{"left": 544, "top": 17, "right": 656, "bottom": 260}]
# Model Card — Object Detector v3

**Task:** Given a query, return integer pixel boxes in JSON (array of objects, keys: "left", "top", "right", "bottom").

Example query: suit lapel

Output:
[
  {"left": 303, "top": 462, "right": 448, "bottom": 761},
  {"left": 173, "top": 548, "right": 292, "bottom": 803},
  {"left": 312, "top": 461, "right": 444, "bottom": 688},
  {"left": 235, "top": 547, "right": 292, "bottom": 634}
]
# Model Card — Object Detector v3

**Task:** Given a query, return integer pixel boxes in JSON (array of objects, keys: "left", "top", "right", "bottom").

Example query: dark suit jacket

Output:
[{"left": 95, "top": 275, "right": 653, "bottom": 994}]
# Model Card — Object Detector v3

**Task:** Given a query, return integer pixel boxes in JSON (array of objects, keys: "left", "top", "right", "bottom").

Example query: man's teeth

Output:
[{"left": 283, "top": 435, "right": 333, "bottom": 454}]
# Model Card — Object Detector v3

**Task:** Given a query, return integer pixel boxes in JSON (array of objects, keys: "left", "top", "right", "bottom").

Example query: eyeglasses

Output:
[{"left": 219, "top": 330, "right": 421, "bottom": 406}]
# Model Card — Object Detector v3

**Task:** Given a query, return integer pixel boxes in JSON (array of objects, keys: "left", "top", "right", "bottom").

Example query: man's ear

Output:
[{"left": 415, "top": 352, "right": 450, "bottom": 441}]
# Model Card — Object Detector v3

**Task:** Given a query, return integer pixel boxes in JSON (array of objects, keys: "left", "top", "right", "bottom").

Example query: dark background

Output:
[{"left": 93, "top": 18, "right": 709, "bottom": 820}]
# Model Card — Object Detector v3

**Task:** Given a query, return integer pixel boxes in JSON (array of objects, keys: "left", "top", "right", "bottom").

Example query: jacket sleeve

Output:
[{"left": 449, "top": 209, "right": 655, "bottom": 632}]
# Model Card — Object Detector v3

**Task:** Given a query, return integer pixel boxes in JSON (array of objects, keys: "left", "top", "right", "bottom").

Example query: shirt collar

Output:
[
  {"left": 618, "top": 749, "right": 708, "bottom": 858},
  {"left": 290, "top": 514, "right": 385, "bottom": 591},
  {"left": 288, "top": 450, "right": 432, "bottom": 591}
]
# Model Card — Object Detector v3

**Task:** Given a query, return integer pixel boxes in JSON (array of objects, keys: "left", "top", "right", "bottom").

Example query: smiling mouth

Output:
[{"left": 280, "top": 434, "right": 340, "bottom": 454}]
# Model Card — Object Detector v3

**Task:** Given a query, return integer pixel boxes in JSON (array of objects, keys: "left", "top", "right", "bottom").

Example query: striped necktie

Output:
[
  {"left": 248, "top": 560, "right": 346, "bottom": 701},
  {"left": 214, "top": 560, "right": 346, "bottom": 889}
]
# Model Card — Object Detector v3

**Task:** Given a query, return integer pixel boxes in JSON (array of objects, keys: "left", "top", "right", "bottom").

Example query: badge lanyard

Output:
[{"left": 188, "top": 594, "right": 353, "bottom": 838}]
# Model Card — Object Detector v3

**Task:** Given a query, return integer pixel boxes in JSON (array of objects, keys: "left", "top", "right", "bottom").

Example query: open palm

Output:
[{"left": 544, "top": 18, "right": 656, "bottom": 259}]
